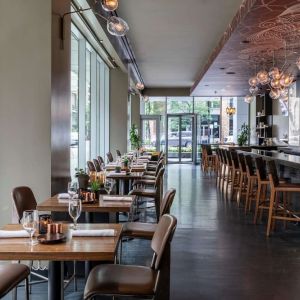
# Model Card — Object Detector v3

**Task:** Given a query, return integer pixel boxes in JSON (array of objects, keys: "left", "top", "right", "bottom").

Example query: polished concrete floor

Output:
[{"left": 5, "top": 164, "right": 300, "bottom": 299}]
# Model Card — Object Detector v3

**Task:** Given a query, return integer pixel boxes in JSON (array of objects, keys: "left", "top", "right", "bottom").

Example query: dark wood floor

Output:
[{"left": 4, "top": 164, "right": 300, "bottom": 299}]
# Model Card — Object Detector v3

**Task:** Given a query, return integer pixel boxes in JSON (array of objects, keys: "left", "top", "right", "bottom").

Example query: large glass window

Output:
[
  {"left": 70, "top": 24, "right": 110, "bottom": 177},
  {"left": 167, "top": 97, "right": 193, "bottom": 114}
]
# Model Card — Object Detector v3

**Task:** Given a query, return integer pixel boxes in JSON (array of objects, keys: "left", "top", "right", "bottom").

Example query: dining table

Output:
[
  {"left": 0, "top": 223, "right": 122, "bottom": 300},
  {"left": 37, "top": 194, "right": 136, "bottom": 223}
]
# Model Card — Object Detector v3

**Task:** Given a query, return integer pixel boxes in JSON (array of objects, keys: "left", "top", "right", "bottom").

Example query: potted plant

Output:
[
  {"left": 122, "top": 156, "right": 129, "bottom": 169},
  {"left": 90, "top": 180, "right": 101, "bottom": 200},
  {"left": 129, "top": 124, "right": 142, "bottom": 151},
  {"left": 75, "top": 168, "right": 89, "bottom": 190},
  {"left": 237, "top": 123, "right": 250, "bottom": 146}
]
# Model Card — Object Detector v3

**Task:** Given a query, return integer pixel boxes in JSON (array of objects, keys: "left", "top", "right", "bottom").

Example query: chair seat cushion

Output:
[
  {"left": 133, "top": 179, "right": 155, "bottom": 186},
  {"left": 0, "top": 263, "right": 30, "bottom": 297},
  {"left": 122, "top": 222, "right": 157, "bottom": 239},
  {"left": 84, "top": 264, "right": 157, "bottom": 299},
  {"left": 129, "top": 188, "right": 156, "bottom": 197}
]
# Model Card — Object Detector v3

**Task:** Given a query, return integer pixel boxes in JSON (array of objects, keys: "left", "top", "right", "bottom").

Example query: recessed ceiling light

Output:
[
  {"left": 241, "top": 40, "right": 250, "bottom": 44},
  {"left": 219, "top": 67, "right": 226, "bottom": 70},
  {"left": 205, "top": 84, "right": 209, "bottom": 87},
  {"left": 226, "top": 71, "right": 236, "bottom": 75}
]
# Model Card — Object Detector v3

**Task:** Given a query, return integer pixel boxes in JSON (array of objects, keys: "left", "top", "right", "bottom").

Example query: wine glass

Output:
[
  {"left": 68, "top": 198, "right": 82, "bottom": 230},
  {"left": 104, "top": 180, "right": 112, "bottom": 194},
  {"left": 68, "top": 181, "right": 78, "bottom": 199},
  {"left": 22, "top": 210, "right": 38, "bottom": 245}
]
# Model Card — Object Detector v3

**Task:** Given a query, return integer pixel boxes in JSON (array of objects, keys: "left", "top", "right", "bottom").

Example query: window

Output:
[{"left": 70, "top": 24, "right": 110, "bottom": 177}]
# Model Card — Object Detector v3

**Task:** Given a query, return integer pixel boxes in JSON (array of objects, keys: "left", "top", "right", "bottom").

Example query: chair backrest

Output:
[
  {"left": 151, "top": 214, "right": 177, "bottom": 271},
  {"left": 116, "top": 149, "right": 122, "bottom": 157},
  {"left": 238, "top": 153, "right": 246, "bottom": 172},
  {"left": 160, "top": 188, "right": 176, "bottom": 217},
  {"left": 206, "top": 145, "right": 213, "bottom": 156},
  {"left": 87, "top": 161, "right": 96, "bottom": 172},
  {"left": 97, "top": 156, "right": 104, "bottom": 165},
  {"left": 267, "top": 160, "right": 279, "bottom": 187},
  {"left": 230, "top": 151, "right": 239, "bottom": 169},
  {"left": 155, "top": 167, "right": 165, "bottom": 188},
  {"left": 12, "top": 186, "right": 37, "bottom": 223},
  {"left": 106, "top": 152, "right": 114, "bottom": 163},
  {"left": 93, "top": 159, "right": 102, "bottom": 172},
  {"left": 245, "top": 155, "right": 255, "bottom": 176},
  {"left": 225, "top": 150, "right": 232, "bottom": 166},
  {"left": 154, "top": 160, "right": 164, "bottom": 176},
  {"left": 221, "top": 149, "right": 227, "bottom": 165},
  {"left": 255, "top": 157, "right": 267, "bottom": 181}
]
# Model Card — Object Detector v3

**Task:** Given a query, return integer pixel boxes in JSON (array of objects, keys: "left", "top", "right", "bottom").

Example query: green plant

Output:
[
  {"left": 237, "top": 123, "right": 250, "bottom": 146},
  {"left": 75, "top": 168, "right": 88, "bottom": 177},
  {"left": 90, "top": 180, "right": 100, "bottom": 192},
  {"left": 123, "top": 156, "right": 129, "bottom": 164},
  {"left": 129, "top": 124, "right": 142, "bottom": 150}
]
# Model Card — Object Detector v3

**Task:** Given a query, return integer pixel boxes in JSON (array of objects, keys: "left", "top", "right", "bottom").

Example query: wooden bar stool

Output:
[
  {"left": 215, "top": 148, "right": 223, "bottom": 187},
  {"left": 237, "top": 153, "right": 247, "bottom": 206},
  {"left": 224, "top": 150, "right": 233, "bottom": 197},
  {"left": 244, "top": 155, "right": 257, "bottom": 213},
  {"left": 220, "top": 149, "right": 228, "bottom": 193},
  {"left": 266, "top": 160, "right": 300, "bottom": 236},
  {"left": 230, "top": 151, "right": 241, "bottom": 201}
]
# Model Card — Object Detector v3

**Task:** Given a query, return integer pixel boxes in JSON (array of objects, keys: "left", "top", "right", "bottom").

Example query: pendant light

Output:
[
  {"left": 107, "top": 16, "right": 129, "bottom": 36},
  {"left": 101, "top": 0, "right": 118, "bottom": 11}
]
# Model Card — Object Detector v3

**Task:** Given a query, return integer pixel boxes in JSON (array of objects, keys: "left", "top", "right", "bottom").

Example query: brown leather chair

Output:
[
  {"left": 129, "top": 167, "right": 165, "bottom": 221},
  {"left": 93, "top": 159, "right": 102, "bottom": 172},
  {"left": 0, "top": 263, "right": 30, "bottom": 299},
  {"left": 12, "top": 186, "right": 37, "bottom": 222},
  {"left": 116, "top": 149, "right": 122, "bottom": 157},
  {"left": 97, "top": 156, "right": 104, "bottom": 165},
  {"left": 84, "top": 214, "right": 177, "bottom": 300},
  {"left": 106, "top": 152, "right": 114, "bottom": 163},
  {"left": 119, "top": 189, "right": 176, "bottom": 261},
  {"left": 87, "top": 161, "right": 96, "bottom": 172}
]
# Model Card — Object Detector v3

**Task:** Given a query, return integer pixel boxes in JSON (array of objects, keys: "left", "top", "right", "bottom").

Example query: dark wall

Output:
[{"left": 51, "top": 0, "right": 71, "bottom": 195}]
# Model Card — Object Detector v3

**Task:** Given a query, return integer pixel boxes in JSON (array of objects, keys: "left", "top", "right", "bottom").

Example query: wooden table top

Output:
[
  {"left": 36, "top": 195, "right": 136, "bottom": 213},
  {"left": 106, "top": 171, "right": 144, "bottom": 180},
  {"left": 0, "top": 223, "right": 122, "bottom": 261},
  {"left": 105, "top": 163, "right": 147, "bottom": 172}
]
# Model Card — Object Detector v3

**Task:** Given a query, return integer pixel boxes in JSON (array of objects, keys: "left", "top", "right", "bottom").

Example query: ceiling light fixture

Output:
[
  {"left": 226, "top": 106, "right": 236, "bottom": 116},
  {"left": 244, "top": 95, "right": 254, "bottom": 104},
  {"left": 101, "top": 0, "right": 118, "bottom": 11},
  {"left": 135, "top": 83, "right": 145, "bottom": 90}
]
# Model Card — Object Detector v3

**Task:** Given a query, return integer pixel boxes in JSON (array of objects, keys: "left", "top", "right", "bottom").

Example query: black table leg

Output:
[
  {"left": 48, "top": 261, "right": 64, "bottom": 300},
  {"left": 109, "top": 212, "right": 119, "bottom": 223}
]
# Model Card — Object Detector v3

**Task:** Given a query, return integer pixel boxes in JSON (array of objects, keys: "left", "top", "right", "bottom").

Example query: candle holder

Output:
[{"left": 39, "top": 214, "right": 52, "bottom": 234}]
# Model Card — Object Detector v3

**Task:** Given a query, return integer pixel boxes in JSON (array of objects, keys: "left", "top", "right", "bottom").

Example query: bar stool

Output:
[
  {"left": 215, "top": 148, "right": 222, "bottom": 187},
  {"left": 244, "top": 155, "right": 257, "bottom": 213},
  {"left": 224, "top": 150, "right": 233, "bottom": 197},
  {"left": 230, "top": 151, "right": 241, "bottom": 201},
  {"left": 237, "top": 153, "right": 247, "bottom": 206},
  {"left": 266, "top": 160, "right": 300, "bottom": 236},
  {"left": 203, "top": 145, "right": 217, "bottom": 174},
  {"left": 220, "top": 149, "right": 228, "bottom": 193}
]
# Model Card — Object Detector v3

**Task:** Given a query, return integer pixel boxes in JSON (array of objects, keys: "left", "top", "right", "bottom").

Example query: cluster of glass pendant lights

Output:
[
  {"left": 244, "top": 65, "right": 294, "bottom": 104},
  {"left": 100, "top": 0, "right": 129, "bottom": 36}
]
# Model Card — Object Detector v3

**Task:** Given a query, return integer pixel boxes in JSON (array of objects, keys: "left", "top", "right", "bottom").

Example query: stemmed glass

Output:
[
  {"left": 68, "top": 181, "right": 78, "bottom": 199},
  {"left": 22, "top": 210, "right": 39, "bottom": 245},
  {"left": 68, "top": 198, "right": 82, "bottom": 230}
]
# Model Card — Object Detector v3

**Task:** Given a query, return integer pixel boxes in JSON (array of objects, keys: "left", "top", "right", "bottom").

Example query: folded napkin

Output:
[
  {"left": 71, "top": 229, "right": 116, "bottom": 237},
  {"left": 102, "top": 196, "right": 133, "bottom": 202},
  {"left": 0, "top": 230, "right": 29, "bottom": 238},
  {"left": 58, "top": 193, "right": 70, "bottom": 199}
]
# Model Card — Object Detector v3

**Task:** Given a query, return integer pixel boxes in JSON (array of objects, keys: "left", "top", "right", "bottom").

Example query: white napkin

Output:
[
  {"left": 58, "top": 193, "right": 70, "bottom": 199},
  {"left": 71, "top": 229, "right": 116, "bottom": 237},
  {"left": 0, "top": 230, "right": 29, "bottom": 238},
  {"left": 102, "top": 196, "right": 132, "bottom": 202}
]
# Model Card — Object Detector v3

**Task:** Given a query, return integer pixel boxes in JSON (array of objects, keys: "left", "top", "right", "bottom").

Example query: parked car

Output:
[{"left": 161, "top": 131, "right": 192, "bottom": 147}]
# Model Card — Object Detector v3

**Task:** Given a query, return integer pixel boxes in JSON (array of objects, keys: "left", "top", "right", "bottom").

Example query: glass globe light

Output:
[
  {"left": 244, "top": 95, "right": 253, "bottom": 103},
  {"left": 101, "top": 0, "right": 118, "bottom": 11},
  {"left": 257, "top": 70, "right": 270, "bottom": 85},
  {"left": 280, "top": 95, "right": 289, "bottom": 102},
  {"left": 280, "top": 73, "right": 294, "bottom": 87},
  {"left": 296, "top": 57, "right": 300, "bottom": 70},
  {"left": 248, "top": 76, "right": 258, "bottom": 87},
  {"left": 270, "top": 78, "right": 281, "bottom": 89},
  {"left": 107, "top": 16, "right": 129, "bottom": 36},
  {"left": 268, "top": 67, "right": 280, "bottom": 79},
  {"left": 269, "top": 89, "right": 281, "bottom": 100},
  {"left": 249, "top": 86, "right": 258, "bottom": 95},
  {"left": 136, "top": 83, "right": 145, "bottom": 90},
  {"left": 279, "top": 88, "right": 288, "bottom": 97}
]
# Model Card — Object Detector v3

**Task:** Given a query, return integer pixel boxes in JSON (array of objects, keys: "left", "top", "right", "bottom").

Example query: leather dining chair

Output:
[
  {"left": 97, "top": 156, "right": 104, "bottom": 165},
  {"left": 106, "top": 152, "right": 114, "bottom": 163},
  {"left": 0, "top": 263, "right": 30, "bottom": 300},
  {"left": 119, "top": 188, "right": 176, "bottom": 261},
  {"left": 87, "top": 161, "right": 96, "bottom": 172},
  {"left": 93, "top": 159, "right": 102, "bottom": 172},
  {"left": 116, "top": 149, "right": 122, "bottom": 157},
  {"left": 84, "top": 214, "right": 177, "bottom": 300}
]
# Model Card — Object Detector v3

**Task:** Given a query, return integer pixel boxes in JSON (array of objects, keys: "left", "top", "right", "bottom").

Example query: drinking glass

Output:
[
  {"left": 22, "top": 210, "right": 39, "bottom": 245},
  {"left": 68, "top": 181, "right": 78, "bottom": 199},
  {"left": 68, "top": 198, "right": 82, "bottom": 229},
  {"left": 104, "top": 180, "right": 112, "bottom": 194}
]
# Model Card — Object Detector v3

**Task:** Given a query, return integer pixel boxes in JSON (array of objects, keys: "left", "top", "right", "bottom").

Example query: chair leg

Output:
[
  {"left": 25, "top": 277, "right": 29, "bottom": 300},
  {"left": 267, "top": 190, "right": 276, "bottom": 237},
  {"left": 254, "top": 182, "right": 261, "bottom": 224},
  {"left": 73, "top": 261, "right": 77, "bottom": 292},
  {"left": 12, "top": 287, "right": 17, "bottom": 300}
]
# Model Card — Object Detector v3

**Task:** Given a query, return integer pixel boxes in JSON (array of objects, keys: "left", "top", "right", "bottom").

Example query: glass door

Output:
[
  {"left": 166, "top": 114, "right": 195, "bottom": 163},
  {"left": 140, "top": 115, "right": 161, "bottom": 152}
]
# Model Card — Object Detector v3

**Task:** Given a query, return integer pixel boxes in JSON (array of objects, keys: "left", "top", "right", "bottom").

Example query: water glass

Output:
[
  {"left": 68, "top": 181, "right": 78, "bottom": 199},
  {"left": 68, "top": 198, "right": 82, "bottom": 230},
  {"left": 22, "top": 210, "right": 39, "bottom": 245}
]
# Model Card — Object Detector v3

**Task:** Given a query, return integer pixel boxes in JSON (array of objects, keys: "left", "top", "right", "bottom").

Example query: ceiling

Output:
[
  {"left": 117, "top": 0, "right": 244, "bottom": 88},
  {"left": 191, "top": 0, "right": 300, "bottom": 96}
]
